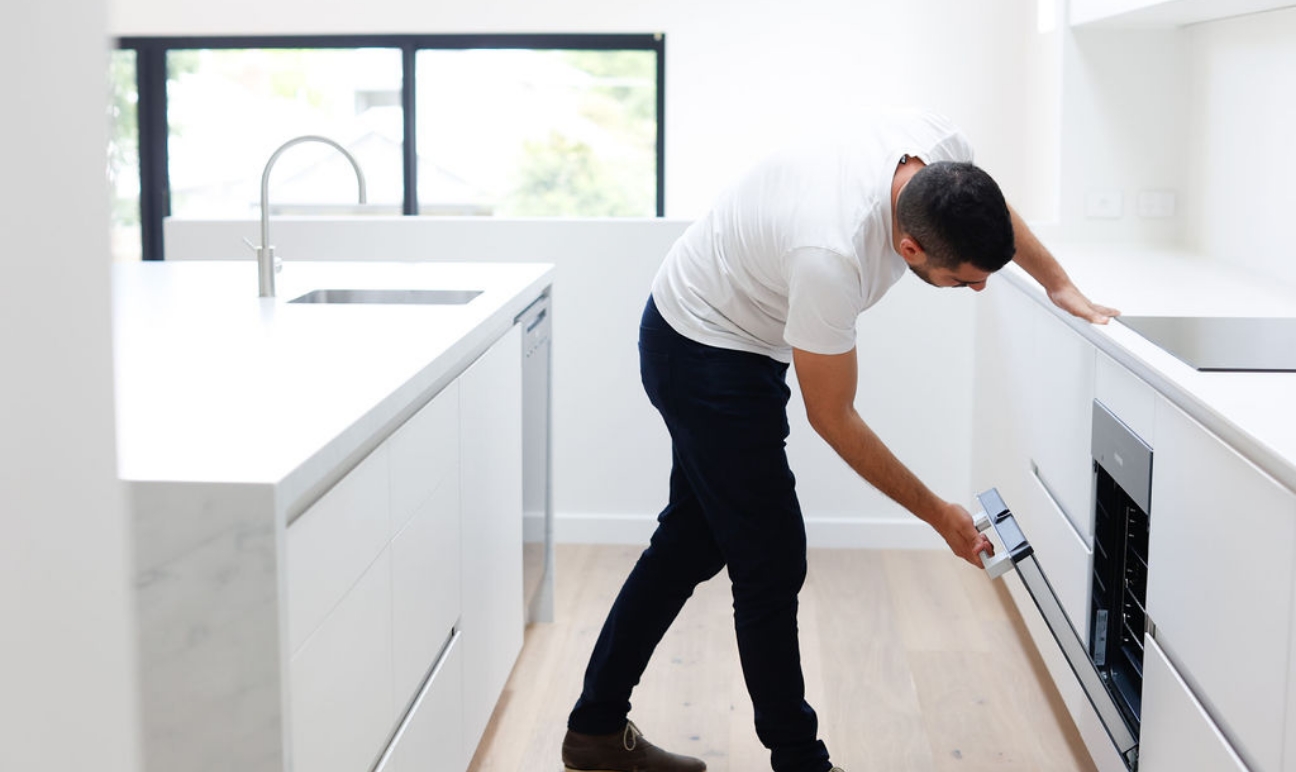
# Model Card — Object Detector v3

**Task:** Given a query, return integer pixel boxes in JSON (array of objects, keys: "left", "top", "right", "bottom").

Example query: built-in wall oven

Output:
[{"left": 976, "top": 400, "right": 1153, "bottom": 770}]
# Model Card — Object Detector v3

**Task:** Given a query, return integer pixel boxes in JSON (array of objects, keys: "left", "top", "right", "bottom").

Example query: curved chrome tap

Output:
[{"left": 255, "top": 135, "right": 367, "bottom": 297}]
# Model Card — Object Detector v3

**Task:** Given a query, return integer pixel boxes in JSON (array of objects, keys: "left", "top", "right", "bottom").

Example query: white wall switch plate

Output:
[
  {"left": 1137, "top": 189, "right": 1176, "bottom": 218},
  {"left": 1085, "top": 190, "right": 1124, "bottom": 219}
]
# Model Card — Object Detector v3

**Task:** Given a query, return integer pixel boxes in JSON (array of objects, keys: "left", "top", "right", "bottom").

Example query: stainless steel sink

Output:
[{"left": 289, "top": 289, "right": 483, "bottom": 305}]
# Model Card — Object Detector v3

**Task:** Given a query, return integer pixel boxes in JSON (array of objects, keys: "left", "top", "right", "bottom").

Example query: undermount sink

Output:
[{"left": 289, "top": 288, "right": 484, "bottom": 305}]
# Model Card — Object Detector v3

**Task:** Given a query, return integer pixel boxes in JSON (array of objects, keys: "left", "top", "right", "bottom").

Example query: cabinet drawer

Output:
[
  {"left": 1148, "top": 397, "right": 1295, "bottom": 772},
  {"left": 1022, "top": 468, "right": 1093, "bottom": 643},
  {"left": 1028, "top": 308, "right": 1096, "bottom": 540},
  {"left": 287, "top": 446, "right": 392, "bottom": 653},
  {"left": 389, "top": 384, "right": 459, "bottom": 535},
  {"left": 1094, "top": 353, "right": 1155, "bottom": 447},
  {"left": 1139, "top": 636, "right": 1248, "bottom": 772},
  {"left": 392, "top": 472, "right": 461, "bottom": 710},
  {"left": 289, "top": 549, "right": 395, "bottom": 772},
  {"left": 378, "top": 631, "right": 466, "bottom": 772}
]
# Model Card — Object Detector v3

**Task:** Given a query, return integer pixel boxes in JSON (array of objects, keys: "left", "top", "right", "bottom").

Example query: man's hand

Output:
[
  {"left": 1048, "top": 282, "right": 1121, "bottom": 325},
  {"left": 935, "top": 502, "right": 994, "bottom": 569}
]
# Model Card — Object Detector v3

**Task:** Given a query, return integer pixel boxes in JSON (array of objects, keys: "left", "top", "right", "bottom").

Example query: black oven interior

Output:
[
  {"left": 1090, "top": 401, "right": 1154, "bottom": 748},
  {"left": 1091, "top": 465, "right": 1149, "bottom": 735}
]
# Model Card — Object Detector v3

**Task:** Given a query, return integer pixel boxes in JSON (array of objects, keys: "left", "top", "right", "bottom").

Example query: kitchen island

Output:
[{"left": 115, "top": 260, "right": 553, "bottom": 772}]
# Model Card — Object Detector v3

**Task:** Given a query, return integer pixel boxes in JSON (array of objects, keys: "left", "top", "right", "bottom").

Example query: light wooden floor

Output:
[{"left": 468, "top": 544, "right": 1096, "bottom": 772}]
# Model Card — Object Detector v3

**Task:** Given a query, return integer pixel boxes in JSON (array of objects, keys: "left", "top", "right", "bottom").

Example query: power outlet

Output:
[
  {"left": 1137, "top": 190, "right": 1176, "bottom": 219},
  {"left": 1085, "top": 190, "right": 1124, "bottom": 219}
]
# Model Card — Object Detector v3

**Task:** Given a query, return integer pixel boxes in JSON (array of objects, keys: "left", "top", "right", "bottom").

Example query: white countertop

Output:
[
  {"left": 1002, "top": 243, "right": 1296, "bottom": 492},
  {"left": 114, "top": 260, "right": 552, "bottom": 511}
]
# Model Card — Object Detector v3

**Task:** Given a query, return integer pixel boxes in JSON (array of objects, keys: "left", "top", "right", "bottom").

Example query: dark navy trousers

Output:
[{"left": 568, "top": 296, "right": 832, "bottom": 772}]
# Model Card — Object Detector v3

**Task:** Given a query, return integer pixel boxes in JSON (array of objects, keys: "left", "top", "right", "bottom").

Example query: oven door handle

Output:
[
  {"left": 973, "top": 487, "right": 1140, "bottom": 770},
  {"left": 973, "top": 487, "right": 1032, "bottom": 579}
]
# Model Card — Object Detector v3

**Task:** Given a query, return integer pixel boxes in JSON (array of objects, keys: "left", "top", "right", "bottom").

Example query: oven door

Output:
[{"left": 974, "top": 487, "right": 1140, "bottom": 770}]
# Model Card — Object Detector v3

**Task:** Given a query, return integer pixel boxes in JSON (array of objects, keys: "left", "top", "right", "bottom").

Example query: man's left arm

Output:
[{"left": 1008, "top": 205, "right": 1121, "bottom": 324}]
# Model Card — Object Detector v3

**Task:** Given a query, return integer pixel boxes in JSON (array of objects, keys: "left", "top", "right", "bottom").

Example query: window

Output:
[
  {"left": 108, "top": 49, "right": 141, "bottom": 262},
  {"left": 166, "top": 48, "right": 404, "bottom": 219},
  {"left": 415, "top": 49, "right": 658, "bottom": 217},
  {"left": 114, "top": 35, "right": 665, "bottom": 260}
]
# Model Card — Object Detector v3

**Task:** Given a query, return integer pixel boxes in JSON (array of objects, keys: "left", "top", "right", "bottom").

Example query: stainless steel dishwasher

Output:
[{"left": 517, "top": 293, "right": 554, "bottom": 623}]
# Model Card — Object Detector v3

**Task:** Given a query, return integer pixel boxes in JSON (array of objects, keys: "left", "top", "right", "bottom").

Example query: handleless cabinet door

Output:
[
  {"left": 289, "top": 549, "right": 395, "bottom": 772},
  {"left": 1148, "top": 396, "right": 1296, "bottom": 772},
  {"left": 1022, "top": 469, "right": 1093, "bottom": 643},
  {"left": 459, "top": 325, "right": 524, "bottom": 755},
  {"left": 1027, "top": 305, "right": 1097, "bottom": 542},
  {"left": 380, "top": 632, "right": 466, "bottom": 772},
  {"left": 390, "top": 382, "right": 462, "bottom": 711},
  {"left": 287, "top": 446, "right": 392, "bottom": 654},
  {"left": 1139, "top": 636, "right": 1248, "bottom": 772},
  {"left": 391, "top": 472, "right": 461, "bottom": 711},
  {"left": 970, "top": 282, "right": 1037, "bottom": 521}
]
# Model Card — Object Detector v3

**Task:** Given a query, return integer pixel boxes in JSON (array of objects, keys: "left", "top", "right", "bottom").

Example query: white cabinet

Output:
[
  {"left": 1021, "top": 470, "right": 1093, "bottom": 642},
  {"left": 459, "top": 324, "right": 525, "bottom": 751},
  {"left": 287, "top": 446, "right": 392, "bottom": 653},
  {"left": 389, "top": 384, "right": 462, "bottom": 711},
  {"left": 287, "top": 383, "right": 460, "bottom": 772},
  {"left": 1027, "top": 307, "right": 1097, "bottom": 542},
  {"left": 1094, "top": 352, "right": 1155, "bottom": 446},
  {"left": 285, "top": 322, "right": 528, "bottom": 772},
  {"left": 974, "top": 281, "right": 1296, "bottom": 772},
  {"left": 970, "top": 282, "right": 1036, "bottom": 511},
  {"left": 392, "top": 473, "right": 461, "bottom": 712},
  {"left": 289, "top": 549, "right": 395, "bottom": 772},
  {"left": 1139, "top": 636, "right": 1248, "bottom": 772},
  {"left": 380, "top": 632, "right": 467, "bottom": 772},
  {"left": 1147, "top": 395, "right": 1296, "bottom": 772},
  {"left": 974, "top": 285, "right": 1095, "bottom": 640}
]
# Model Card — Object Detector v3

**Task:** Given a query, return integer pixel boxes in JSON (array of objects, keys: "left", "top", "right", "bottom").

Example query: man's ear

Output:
[{"left": 897, "top": 235, "right": 925, "bottom": 267}]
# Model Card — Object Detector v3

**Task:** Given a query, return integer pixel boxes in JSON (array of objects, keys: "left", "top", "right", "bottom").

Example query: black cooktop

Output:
[{"left": 1117, "top": 316, "right": 1296, "bottom": 372}]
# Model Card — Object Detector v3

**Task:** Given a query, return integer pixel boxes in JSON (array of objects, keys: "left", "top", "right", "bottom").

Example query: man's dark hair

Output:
[{"left": 895, "top": 161, "right": 1016, "bottom": 272}]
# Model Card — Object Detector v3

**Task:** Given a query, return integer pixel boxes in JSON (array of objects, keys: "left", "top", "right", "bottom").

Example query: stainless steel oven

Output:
[{"left": 976, "top": 401, "right": 1152, "bottom": 770}]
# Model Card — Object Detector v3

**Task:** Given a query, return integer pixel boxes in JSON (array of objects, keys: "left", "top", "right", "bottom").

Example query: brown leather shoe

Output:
[{"left": 562, "top": 720, "right": 706, "bottom": 772}]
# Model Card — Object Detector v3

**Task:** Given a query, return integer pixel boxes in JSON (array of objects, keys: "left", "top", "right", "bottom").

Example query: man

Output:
[{"left": 560, "top": 109, "right": 1118, "bottom": 772}]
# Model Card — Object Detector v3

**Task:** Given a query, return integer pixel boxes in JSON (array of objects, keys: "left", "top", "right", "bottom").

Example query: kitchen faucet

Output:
[{"left": 254, "top": 135, "right": 367, "bottom": 298}]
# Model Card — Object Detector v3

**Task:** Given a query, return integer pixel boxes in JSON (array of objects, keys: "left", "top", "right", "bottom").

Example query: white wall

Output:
[
  {"left": 110, "top": 0, "right": 1056, "bottom": 222},
  {"left": 1043, "top": 5, "right": 1296, "bottom": 291},
  {"left": 1054, "top": 25, "right": 1190, "bottom": 244},
  {"left": 0, "top": 1, "right": 141, "bottom": 770},
  {"left": 166, "top": 217, "right": 976, "bottom": 547},
  {"left": 1185, "top": 6, "right": 1296, "bottom": 286}
]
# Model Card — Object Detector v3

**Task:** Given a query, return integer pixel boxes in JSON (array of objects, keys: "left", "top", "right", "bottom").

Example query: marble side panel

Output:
[{"left": 131, "top": 481, "right": 285, "bottom": 772}]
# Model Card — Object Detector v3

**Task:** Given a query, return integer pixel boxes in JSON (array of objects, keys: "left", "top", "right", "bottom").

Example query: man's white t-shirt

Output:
[{"left": 652, "top": 109, "right": 974, "bottom": 364}]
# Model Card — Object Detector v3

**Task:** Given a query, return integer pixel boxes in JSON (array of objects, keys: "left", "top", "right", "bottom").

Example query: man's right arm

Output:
[{"left": 792, "top": 346, "right": 992, "bottom": 568}]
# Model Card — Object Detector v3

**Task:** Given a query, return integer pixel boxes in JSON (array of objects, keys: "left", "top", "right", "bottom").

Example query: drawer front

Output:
[
  {"left": 289, "top": 549, "right": 395, "bottom": 772},
  {"left": 1139, "top": 636, "right": 1248, "bottom": 772},
  {"left": 379, "top": 631, "right": 466, "bottom": 772},
  {"left": 1028, "top": 308, "right": 1096, "bottom": 541},
  {"left": 392, "top": 472, "right": 461, "bottom": 710},
  {"left": 1148, "top": 398, "right": 1294, "bottom": 772},
  {"left": 1094, "top": 353, "right": 1155, "bottom": 448},
  {"left": 389, "top": 384, "right": 459, "bottom": 536},
  {"left": 288, "top": 446, "right": 392, "bottom": 653},
  {"left": 1023, "top": 468, "right": 1093, "bottom": 643}
]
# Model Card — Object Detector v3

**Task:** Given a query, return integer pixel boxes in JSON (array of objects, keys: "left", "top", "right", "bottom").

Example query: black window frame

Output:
[{"left": 115, "top": 33, "right": 667, "bottom": 261}]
